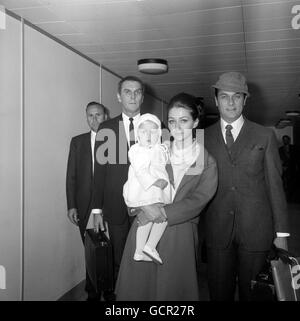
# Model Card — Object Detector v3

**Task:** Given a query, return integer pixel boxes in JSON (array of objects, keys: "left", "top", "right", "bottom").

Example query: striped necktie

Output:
[
  {"left": 129, "top": 117, "right": 135, "bottom": 147},
  {"left": 225, "top": 124, "right": 234, "bottom": 149}
]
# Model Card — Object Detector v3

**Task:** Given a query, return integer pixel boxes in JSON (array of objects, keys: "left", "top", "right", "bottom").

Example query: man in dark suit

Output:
[
  {"left": 66, "top": 101, "right": 109, "bottom": 301},
  {"left": 204, "top": 72, "right": 289, "bottom": 301},
  {"left": 92, "top": 76, "right": 145, "bottom": 286}
]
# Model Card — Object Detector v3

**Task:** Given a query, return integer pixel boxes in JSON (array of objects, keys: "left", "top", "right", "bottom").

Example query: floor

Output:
[{"left": 59, "top": 202, "right": 300, "bottom": 301}]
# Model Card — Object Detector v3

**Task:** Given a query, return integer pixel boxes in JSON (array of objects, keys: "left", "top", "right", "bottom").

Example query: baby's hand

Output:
[{"left": 153, "top": 179, "right": 168, "bottom": 189}]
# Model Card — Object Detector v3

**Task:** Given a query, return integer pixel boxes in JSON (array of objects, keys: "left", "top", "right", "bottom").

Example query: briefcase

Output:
[
  {"left": 251, "top": 260, "right": 276, "bottom": 301},
  {"left": 250, "top": 244, "right": 299, "bottom": 301},
  {"left": 85, "top": 229, "right": 114, "bottom": 294},
  {"left": 271, "top": 256, "right": 300, "bottom": 301}
]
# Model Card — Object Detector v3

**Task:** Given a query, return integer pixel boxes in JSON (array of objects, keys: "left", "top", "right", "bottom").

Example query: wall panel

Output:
[
  {"left": 0, "top": 13, "right": 22, "bottom": 301},
  {"left": 23, "top": 25, "right": 100, "bottom": 300},
  {"left": 101, "top": 68, "right": 121, "bottom": 117}
]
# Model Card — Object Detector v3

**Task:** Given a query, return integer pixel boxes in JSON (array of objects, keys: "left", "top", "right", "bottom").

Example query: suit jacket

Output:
[
  {"left": 204, "top": 119, "right": 289, "bottom": 251},
  {"left": 164, "top": 147, "right": 218, "bottom": 226},
  {"left": 92, "top": 114, "right": 131, "bottom": 225},
  {"left": 66, "top": 132, "right": 93, "bottom": 240}
]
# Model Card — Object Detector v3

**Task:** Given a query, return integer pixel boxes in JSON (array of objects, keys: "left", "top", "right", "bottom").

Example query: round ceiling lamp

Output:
[
  {"left": 275, "top": 118, "right": 292, "bottom": 128},
  {"left": 285, "top": 110, "right": 300, "bottom": 116},
  {"left": 138, "top": 58, "right": 168, "bottom": 74}
]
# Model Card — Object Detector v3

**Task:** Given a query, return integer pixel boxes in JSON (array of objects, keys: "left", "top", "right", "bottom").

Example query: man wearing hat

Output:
[{"left": 204, "top": 71, "right": 289, "bottom": 301}]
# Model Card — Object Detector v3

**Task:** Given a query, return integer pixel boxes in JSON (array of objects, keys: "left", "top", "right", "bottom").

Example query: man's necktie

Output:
[
  {"left": 225, "top": 124, "right": 234, "bottom": 149},
  {"left": 129, "top": 117, "right": 135, "bottom": 147}
]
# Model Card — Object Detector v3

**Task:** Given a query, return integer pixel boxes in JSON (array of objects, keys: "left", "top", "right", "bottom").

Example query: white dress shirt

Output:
[
  {"left": 91, "top": 130, "right": 96, "bottom": 174},
  {"left": 219, "top": 116, "right": 289, "bottom": 238},
  {"left": 122, "top": 112, "right": 141, "bottom": 146},
  {"left": 86, "top": 130, "right": 99, "bottom": 229},
  {"left": 220, "top": 115, "right": 244, "bottom": 143}
]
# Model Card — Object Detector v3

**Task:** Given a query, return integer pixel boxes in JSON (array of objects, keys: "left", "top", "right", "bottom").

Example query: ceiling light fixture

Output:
[
  {"left": 278, "top": 118, "right": 292, "bottom": 124},
  {"left": 275, "top": 118, "right": 293, "bottom": 128},
  {"left": 285, "top": 110, "right": 300, "bottom": 116},
  {"left": 138, "top": 58, "right": 168, "bottom": 75}
]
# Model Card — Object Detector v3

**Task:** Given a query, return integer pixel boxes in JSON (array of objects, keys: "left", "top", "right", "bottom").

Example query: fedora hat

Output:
[{"left": 212, "top": 71, "right": 250, "bottom": 96}]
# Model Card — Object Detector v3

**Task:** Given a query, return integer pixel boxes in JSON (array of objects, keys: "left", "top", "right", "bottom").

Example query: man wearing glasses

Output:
[
  {"left": 91, "top": 76, "right": 144, "bottom": 296},
  {"left": 204, "top": 72, "right": 289, "bottom": 301}
]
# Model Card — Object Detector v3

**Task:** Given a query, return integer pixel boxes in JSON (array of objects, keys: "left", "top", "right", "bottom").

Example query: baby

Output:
[{"left": 123, "top": 113, "right": 171, "bottom": 264}]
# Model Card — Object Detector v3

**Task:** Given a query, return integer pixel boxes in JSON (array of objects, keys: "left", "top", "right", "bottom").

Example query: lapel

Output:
[
  {"left": 213, "top": 122, "right": 232, "bottom": 163},
  {"left": 166, "top": 162, "right": 174, "bottom": 188},
  {"left": 174, "top": 168, "right": 195, "bottom": 199},
  {"left": 119, "top": 113, "right": 136, "bottom": 153},
  {"left": 114, "top": 114, "right": 123, "bottom": 135},
  {"left": 166, "top": 145, "right": 205, "bottom": 201},
  {"left": 175, "top": 152, "right": 205, "bottom": 198},
  {"left": 115, "top": 114, "right": 129, "bottom": 163},
  {"left": 214, "top": 118, "right": 254, "bottom": 161},
  {"left": 229, "top": 118, "right": 254, "bottom": 160},
  {"left": 83, "top": 132, "right": 93, "bottom": 178}
]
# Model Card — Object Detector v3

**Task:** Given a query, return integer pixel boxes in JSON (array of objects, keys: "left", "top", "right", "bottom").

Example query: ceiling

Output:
[{"left": 2, "top": 0, "right": 300, "bottom": 126}]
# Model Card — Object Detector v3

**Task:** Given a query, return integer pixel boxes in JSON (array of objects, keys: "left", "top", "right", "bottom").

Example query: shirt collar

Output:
[
  {"left": 220, "top": 115, "right": 244, "bottom": 132},
  {"left": 122, "top": 113, "right": 140, "bottom": 122},
  {"left": 91, "top": 130, "right": 97, "bottom": 140}
]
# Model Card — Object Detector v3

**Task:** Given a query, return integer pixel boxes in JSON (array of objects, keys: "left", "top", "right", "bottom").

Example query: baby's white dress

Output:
[{"left": 123, "top": 143, "right": 171, "bottom": 207}]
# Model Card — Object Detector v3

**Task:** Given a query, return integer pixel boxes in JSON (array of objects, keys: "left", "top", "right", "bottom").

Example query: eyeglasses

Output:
[
  {"left": 122, "top": 88, "right": 143, "bottom": 98},
  {"left": 218, "top": 93, "right": 244, "bottom": 104}
]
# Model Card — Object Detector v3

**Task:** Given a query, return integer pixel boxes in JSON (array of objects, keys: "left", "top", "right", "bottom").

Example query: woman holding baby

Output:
[{"left": 116, "top": 92, "right": 218, "bottom": 301}]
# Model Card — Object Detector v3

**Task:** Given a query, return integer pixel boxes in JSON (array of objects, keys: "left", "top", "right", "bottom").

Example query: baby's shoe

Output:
[
  {"left": 133, "top": 251, "right": 152, "bottom": 262},
  {"left": 143, "top": 245, "right": 163, "bottom": 264}
]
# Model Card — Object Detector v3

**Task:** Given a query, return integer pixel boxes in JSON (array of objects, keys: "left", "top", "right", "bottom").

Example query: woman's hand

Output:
[
  {"left": 153, "top": 179, "right": 168, "bottom": 190},
  {"left": 139, "top": 204, "right": 167, "bottom": 224}
]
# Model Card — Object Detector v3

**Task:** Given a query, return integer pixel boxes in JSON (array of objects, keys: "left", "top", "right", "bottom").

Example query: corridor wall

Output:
[
  {"left": 23, "top": 25, "right": 100, "bottom": 300},
  {"left": 0, "top": 13, "right": 22, "bottom": 301}
]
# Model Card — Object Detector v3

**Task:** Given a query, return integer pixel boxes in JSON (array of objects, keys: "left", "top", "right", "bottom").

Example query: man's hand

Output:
[
  {"left": 273, "top": 237, "right": 288, "bottom": 251},
  {"left": 67, "top": 208, "right": 79, "bottom": 226},
  {"left": 93, "top": 213, "right": 105, "bottom": 233},
  {"left": 153, "top": 179, "right": 168, "bottom": 190}
]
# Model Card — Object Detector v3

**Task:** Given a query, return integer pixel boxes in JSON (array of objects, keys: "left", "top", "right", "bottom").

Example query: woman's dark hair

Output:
[{"left": 167, "top": 92, "right": 200, "bottom": 121}]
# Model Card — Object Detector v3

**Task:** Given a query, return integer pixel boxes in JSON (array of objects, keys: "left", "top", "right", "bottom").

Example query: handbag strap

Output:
[{"left": 268, "top": 244, "right": 295, "bottom": 265}]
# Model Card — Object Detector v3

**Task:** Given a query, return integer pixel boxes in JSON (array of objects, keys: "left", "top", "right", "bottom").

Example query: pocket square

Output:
[{"left": 251, "top": 144, "right": 264, "bottom": 151}]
